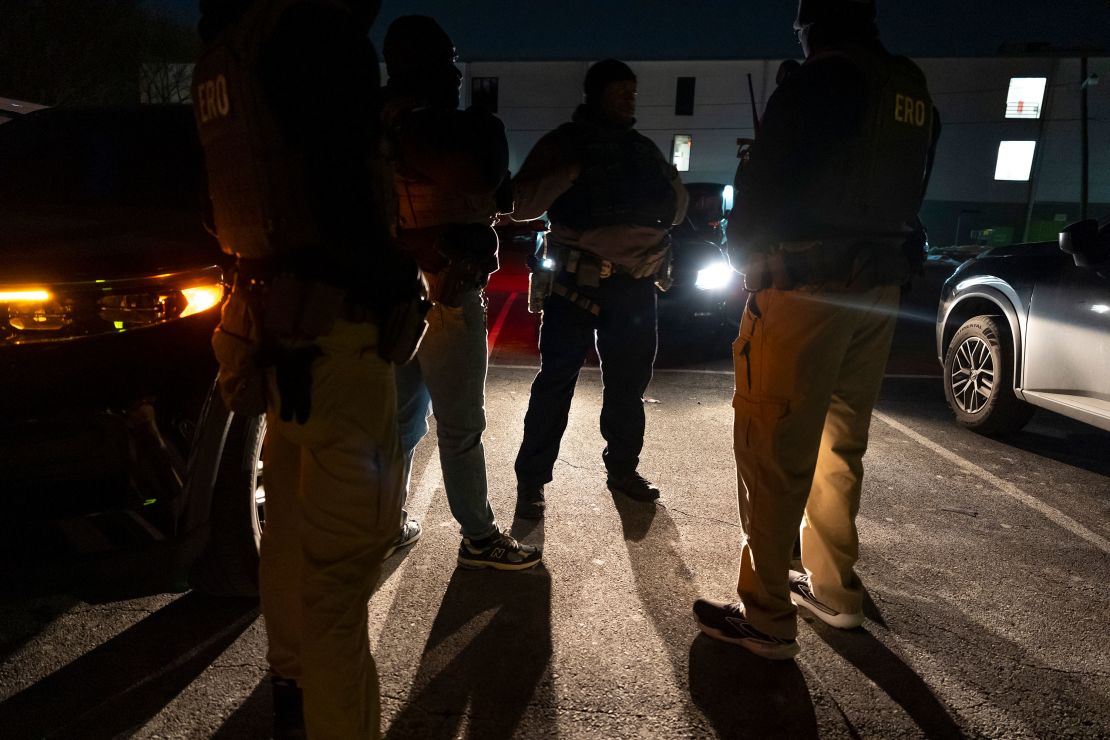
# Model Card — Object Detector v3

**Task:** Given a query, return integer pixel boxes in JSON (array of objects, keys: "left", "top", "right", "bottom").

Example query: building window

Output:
[
  {"left": 994, "top": 141, "right": 1037, "bottom": 181},
  {"left": 675, "top": 76, "right": 696, "bottom": 116},
  {"left": 1005, "top": 77, "right": 1047, "bottom": 119},
  {"left": 471, "top": 77, "right": 499, "bottom": 113},
  {"left": 672, "top": 134, "right": 692, "bottom": 172}
]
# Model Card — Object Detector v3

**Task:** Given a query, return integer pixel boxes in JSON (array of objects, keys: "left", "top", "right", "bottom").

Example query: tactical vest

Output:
[
  {"left": 799, "top": 45, "right": 935, "bottom": 238},
  {"left": 547, "top": 124, "right": 677, "bottom": 232},
  {"left": 386, "top": 108, "right": 498, "bottom": 231},
  {"left": 192, "top": 0, "right": 374, "bottom": 260}
]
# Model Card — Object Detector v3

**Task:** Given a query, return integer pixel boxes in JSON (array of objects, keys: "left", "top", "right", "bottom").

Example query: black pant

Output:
[{"left": 515, "top": 273, "right": 658, "bottom": 488}]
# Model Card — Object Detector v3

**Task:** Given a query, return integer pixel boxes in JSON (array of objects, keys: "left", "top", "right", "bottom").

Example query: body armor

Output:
[
  {"left": 798, "top": 45, "right": 935, "bottom": 239},
  {"left": 192, "top": 0, "right": 360, "bottom": 260},
  {"left": 388, "top": 111, "right": 499, "bottom": 232},
  {"left": 548, "top": 124, "right": 677, "bottom": 233}
]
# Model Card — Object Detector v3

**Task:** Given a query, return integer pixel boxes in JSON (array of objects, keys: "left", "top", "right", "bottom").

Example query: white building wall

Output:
[{"left": 460, "top": 56, "right": 1109, "bottom": 213}]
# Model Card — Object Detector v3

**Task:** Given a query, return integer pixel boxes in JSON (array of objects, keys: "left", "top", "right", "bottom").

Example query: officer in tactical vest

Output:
[
  {"left": 694, "top": 0, "right": 940, "bottom": 660},
  {"left": 193, "top": 0, "right": 424, "bottom": 735},
  {"left": 381, "top": 16, "right": 542, "bottom": 570},
  {"left": 512, "top": 59, "right": 689, "bottom": 518}
]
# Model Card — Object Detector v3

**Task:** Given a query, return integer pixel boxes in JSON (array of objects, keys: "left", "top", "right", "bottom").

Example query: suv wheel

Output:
[
  {"left": 189, "top": 411, "right": 266, "bottom": 597},
  {"left": 943, "top": 315, "right": 1033, "bottom": 435}
]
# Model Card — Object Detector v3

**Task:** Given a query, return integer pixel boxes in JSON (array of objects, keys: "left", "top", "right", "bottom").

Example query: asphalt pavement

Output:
[{"left": 1, "top": 268, "right": 1108, "bottom": 738}]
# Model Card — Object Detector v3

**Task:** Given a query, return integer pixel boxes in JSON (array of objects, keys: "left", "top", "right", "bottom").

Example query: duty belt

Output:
[{"left": 743, "top": 239, "right": 910, "bottom": 292}]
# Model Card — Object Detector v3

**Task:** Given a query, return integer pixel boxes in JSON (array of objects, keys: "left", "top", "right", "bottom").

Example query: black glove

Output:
[{"left": 274, "top": 345, "right": 323, "bottom": 425}]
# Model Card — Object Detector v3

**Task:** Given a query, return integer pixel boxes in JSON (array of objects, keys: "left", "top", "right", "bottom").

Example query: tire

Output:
[
  {"left": 188, "top": 412, "right": 267, "bottom": 598},
  {"left": 943, "top": 315, "right": 1033, "bottom": 435}
]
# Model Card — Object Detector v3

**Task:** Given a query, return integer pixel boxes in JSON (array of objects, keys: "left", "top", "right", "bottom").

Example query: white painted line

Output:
[
  {"left": 486, "top": 291, "right": 518, "bottom": 352},
  {"left": 367, "top": 450, "right": 444, "bottom": 648},
  {"left": 490, "top": 363, "right": 940, "bottom": 380},
  {"left": 873, "top": 410, "right": 1110, "bottom": 555}
]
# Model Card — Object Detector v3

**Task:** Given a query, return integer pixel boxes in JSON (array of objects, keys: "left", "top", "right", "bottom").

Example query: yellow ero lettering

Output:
[
  {"left": 197, "top": 75, "right": 231, "bottom": 123},
  {"left": 894, "top": 93, "right": 926, "bottom": 127}
]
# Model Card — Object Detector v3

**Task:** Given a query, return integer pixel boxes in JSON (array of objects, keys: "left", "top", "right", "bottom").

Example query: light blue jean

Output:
[{"left": 395, "top": 288, "right": 499, "bottom": 540}]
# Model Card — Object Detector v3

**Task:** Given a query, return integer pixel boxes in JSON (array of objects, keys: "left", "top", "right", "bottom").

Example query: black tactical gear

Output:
[
  {"left": 799, "top": 46, "right": 934, "bottom": 238},
  {"left": 729, "top": 37, "right": 938, "bottom": 287},
  {"left": 547, "top": 111, "right": 678, "bottom": 233},
  {"left": 193, "top": 0, "right": 335, "bottom": 261}
]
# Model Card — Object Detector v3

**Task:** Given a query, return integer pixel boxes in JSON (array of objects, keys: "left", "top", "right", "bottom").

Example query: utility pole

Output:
[{"left": 1080, "top": 55, "right": 1091, "bottom": 220}]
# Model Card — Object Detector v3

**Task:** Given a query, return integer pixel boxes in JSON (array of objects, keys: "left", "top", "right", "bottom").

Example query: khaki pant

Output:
[
  {"left": 733, "top": 284, "right": 900, "bottom": 640},
  {"left": 260, "top": 320, "right": 404, "bottom": 739}
]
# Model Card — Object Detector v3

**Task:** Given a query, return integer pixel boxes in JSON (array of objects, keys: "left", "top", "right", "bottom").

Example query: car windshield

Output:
[
  {"left": 675, "top": 184, "right": 726, "bottom": 239},
  {"left": 0, "top": 106, "right": 206, "bottom": 210}
]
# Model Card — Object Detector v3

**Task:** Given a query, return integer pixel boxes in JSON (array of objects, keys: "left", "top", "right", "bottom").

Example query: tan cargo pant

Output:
[
  {"left": 260, "top": 319, "right": 404, "bottom": 739},
  {"left": 733, "top": 284, "right": 900, "bottom": 640}
]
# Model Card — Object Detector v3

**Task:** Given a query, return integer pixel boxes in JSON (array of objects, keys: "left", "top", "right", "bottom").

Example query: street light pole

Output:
[{"left": 1081, "top": 55, "right": 1090, "bottom": 220}]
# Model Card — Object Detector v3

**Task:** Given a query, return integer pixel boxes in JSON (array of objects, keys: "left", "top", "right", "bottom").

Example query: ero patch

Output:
[{"left": 893, "top": 92, "right": 927, "bottom": 127}]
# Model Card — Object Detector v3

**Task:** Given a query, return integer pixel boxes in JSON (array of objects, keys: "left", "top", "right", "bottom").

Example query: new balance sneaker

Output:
[
  {"left": 692, "top": 597, "right": 800, "bottom": 660},
  {"left": 385, "top": 518, "right": 422, "bottom": 559},
  {"left": 788, "top": 570, "right": 865, "bottom": 629},
  {"left": 457, "top": 529, "right": 543, "bottom": 570},
  {"left": 607, "top": 471, "right": 661, "bottom": 502},
  {"left": 515, "top": 484, "right": 546, "bottom": 519}
]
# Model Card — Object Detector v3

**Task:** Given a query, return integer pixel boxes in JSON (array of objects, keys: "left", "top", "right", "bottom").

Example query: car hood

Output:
[
  {"left": 0, "top": 205, "right": 222, "bottom": 284},
  {"left": 980, "top": 240, "right": 1057, "bottom": 259}
]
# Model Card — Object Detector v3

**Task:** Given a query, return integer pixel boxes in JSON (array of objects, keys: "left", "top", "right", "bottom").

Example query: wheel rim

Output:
[
  {"left": 951, "top": 336, "right": 995, "bottom": 414},
  {"left": 251, "top": 416, "right": 267, "bottom": 547}
]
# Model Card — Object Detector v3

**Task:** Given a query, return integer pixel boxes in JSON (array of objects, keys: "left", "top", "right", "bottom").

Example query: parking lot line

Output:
[
  {"left": 873, "top": 410, "right": 1110, "bottom": 555},
  {"left": 486, "top": 291, "right": 519, "bottom": 353}
]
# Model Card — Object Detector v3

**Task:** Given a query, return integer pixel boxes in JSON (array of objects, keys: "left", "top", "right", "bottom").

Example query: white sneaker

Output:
[{"left": 788, "top": 570, "right": 864, "bottom": 629}]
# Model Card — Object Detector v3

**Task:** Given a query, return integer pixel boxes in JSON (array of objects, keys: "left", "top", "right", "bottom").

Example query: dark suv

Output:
[
  {"left": 657, "top": 182, "right": 743, "bottom": 334},
  {"left": 0, "top": 106, "right": 264, "bottom": 596},
  {"left": 936, "top": 219, "right": 1110, "bottom": 435}
]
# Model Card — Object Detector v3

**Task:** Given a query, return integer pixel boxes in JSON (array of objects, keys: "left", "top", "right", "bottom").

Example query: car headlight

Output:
[
  {"left": 695, "top": 261, "right": 733, "bottom": 291},
  {"left": 1, "top": 266, "right": 225, "bottom": 344}
]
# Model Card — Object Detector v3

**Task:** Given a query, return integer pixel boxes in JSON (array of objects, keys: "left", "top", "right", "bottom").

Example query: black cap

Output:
[
  {"left": 383, "top": 15, "right": 456, "bottom": 76},
  {"left": 795, "top": 0, "right": 876, "bottom": 28},
  {"left": 584, "top": 59, "right": 637, "bottom": 99}
]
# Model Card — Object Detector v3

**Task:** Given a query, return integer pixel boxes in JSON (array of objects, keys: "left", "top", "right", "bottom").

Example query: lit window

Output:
[
  {"left": 672, "top": 134, "right": 692, "bottom": 172},
  {"left": 1005, "top": 77, "right": 1047, "bottom": 119},
  {"left": 994, "top": 141, "right": 1036, "bottom": 181}
]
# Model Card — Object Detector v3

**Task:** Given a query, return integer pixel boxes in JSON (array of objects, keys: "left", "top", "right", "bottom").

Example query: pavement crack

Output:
[
  {"left": 555, "top": 457, "right": 594, "bottom": 472},
  {"left": 1017, "top": 662, "right": 1110, "bottom": 679},
  {"left": 664, "top": 505, "right": 741, "bottom": 529}
]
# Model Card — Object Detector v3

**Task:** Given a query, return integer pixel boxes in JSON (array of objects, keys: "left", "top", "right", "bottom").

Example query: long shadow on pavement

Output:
[
  {"left": 0, "top": 592, "right": 258, "bottom": 740},
  {"left": 614, "top": 496, "right": 818, "bottom": 738},
  {"left": 802, "top": 616, "right": 965, "bottom": 739},
  {"left": 212, "top": 676, "right": 270, "bottom": 739},
  {"left": 384, "top": 565, "right": 554, "bottom": 739}
]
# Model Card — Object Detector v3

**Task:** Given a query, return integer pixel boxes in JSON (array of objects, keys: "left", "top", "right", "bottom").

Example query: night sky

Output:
[{"left": 148, "top": 0, "right": 1109, "bottom": 59}]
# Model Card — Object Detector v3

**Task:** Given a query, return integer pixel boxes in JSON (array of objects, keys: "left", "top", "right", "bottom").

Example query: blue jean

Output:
[
  {"left": 515, "top": 273, "right": 658, "bottom": 488},
  {"left": 396, "top": 289, "right": 499, "bottom": 540}
]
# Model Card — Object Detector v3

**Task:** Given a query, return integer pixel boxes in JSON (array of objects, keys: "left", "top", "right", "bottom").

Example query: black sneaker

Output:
[
  {"left": 788, "top": 570, "right": 864, "bottom": 629},
  {"left": 607, "top": 471, "right": 660, "bottom": 502},
  {"left": 271, "top": 675, "right": 305, "bottom": 739},
  {"left": 692, "top": 597, "right": 800, "bottom": 660},
  {"left": 515, "top": 484, "right": 546, "bottom": 519},
  {"left": 384, "top": 518, "right": 421, "bottom": 559},
  {"left": 457, "top": 529, "right": 543, "bottom": 570}
]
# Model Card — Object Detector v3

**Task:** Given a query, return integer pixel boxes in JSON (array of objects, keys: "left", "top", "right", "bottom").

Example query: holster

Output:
[
  {"left": 378, "top": 288, "right": 430, "bottom": 364},
  {"left": 402, "top": 224, "right": 498, "bottom": 307}
]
